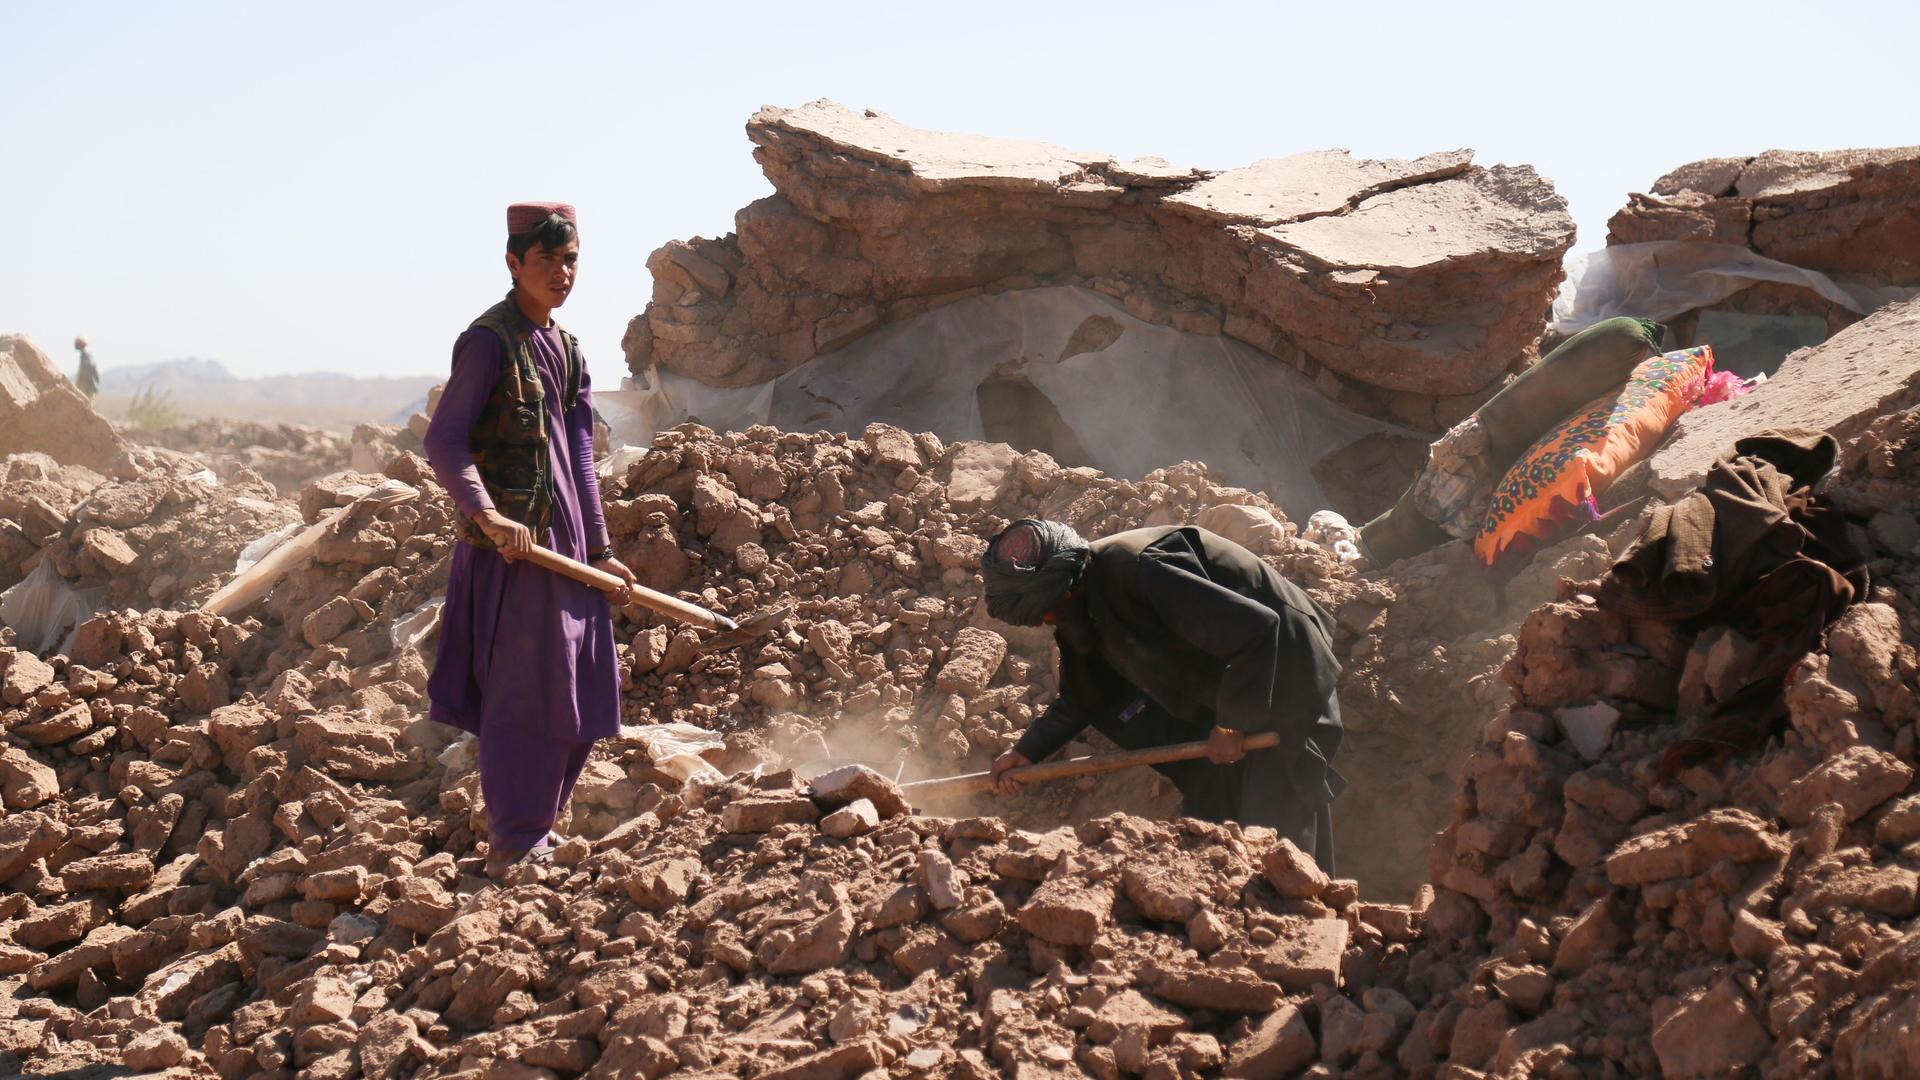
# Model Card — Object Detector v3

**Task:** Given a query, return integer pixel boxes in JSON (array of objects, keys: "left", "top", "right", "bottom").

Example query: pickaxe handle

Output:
[
  {"left": 902, "top": 730, "right": 1283, "bottom": 803},
  {"left": 521, "top": 544, "right": 737, "bottom": 633}
]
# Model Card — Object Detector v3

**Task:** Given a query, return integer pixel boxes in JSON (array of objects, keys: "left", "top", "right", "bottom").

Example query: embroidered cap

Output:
[{"left": 507, "top": 202, "right": 577, "bottom": 235}]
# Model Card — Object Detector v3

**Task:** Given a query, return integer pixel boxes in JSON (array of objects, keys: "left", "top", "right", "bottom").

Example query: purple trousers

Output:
[{"left": 480, "top": 725, "right": 594, "bottom": 852}]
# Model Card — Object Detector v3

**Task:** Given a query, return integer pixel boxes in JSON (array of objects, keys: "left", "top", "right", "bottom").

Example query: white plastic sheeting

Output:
[
  {"left": 232, "top": 521, "right": 303, "bottom": 575},
  {"left": 389, "top": 597, "right": 445, "bottom": 652},
  {"left": 0, "top": 560, "right": 102, "bottom": 655},
  {"left": 601, "top": 287, "right": 1411, "bottom": 522},
  {"left": 1551, "top": 241, "right": 1918, "bottom": 336},
  {"left": 626, "top": 722, "right": 727, "bottom": 786}
]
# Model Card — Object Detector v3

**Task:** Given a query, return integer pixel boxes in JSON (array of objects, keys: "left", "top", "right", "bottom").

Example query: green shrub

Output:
[{"left": 124, "top": 384, "right": 184, "bottom": 429}]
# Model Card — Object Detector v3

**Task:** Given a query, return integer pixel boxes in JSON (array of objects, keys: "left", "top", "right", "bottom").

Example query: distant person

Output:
[
  {"left": 421, "top": 202, "right": 638, "bottom": 877},
  {"left": 72, "top": 336, "right": 99, "bottom": 398},
  {"left": 983, "top": 520, "right": 1345, "bottom": 869}
]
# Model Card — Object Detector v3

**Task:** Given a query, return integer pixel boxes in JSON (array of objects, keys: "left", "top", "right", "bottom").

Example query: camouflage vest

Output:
[{"left": 455, "top": 292, "right": 584, "bottom": 548}]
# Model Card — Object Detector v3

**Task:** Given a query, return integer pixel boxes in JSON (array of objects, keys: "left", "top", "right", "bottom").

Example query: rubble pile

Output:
[
  {"left": 131, "top": 418, "right": 353, "bottom": 498},
  {"left": 0, "top": 415, "right": 1494, "bottom": 1077},
  {"left": 350, "top": 423, "right": 427, "bottom": 478},
  {"left": 239, "top": 458, "right": 456, "bottom": 693},
  {"left": 598, "top": 421, "right": 1617, "bottom": 898},
  {"left": 598, "top": 423, "right": 1325, "bottom": 786},
  {"left": 0, "top": 454, "right": 108, "bottom": 596},
  {"left": 1401, "top": 397, "right": 1920, "bottom": 1077},
  {"left": 3, "top": 448, "right": 299, "bottom": 617},
  {"left": 56, "top": 454, "right": 294, "bottom": 614},
  {"left": 626, "top": 101, "right": 1577, "bottom": 429},
  {"left": 0, "top": 618, "right": 1420, "bottom": 1080},
  {"left": 1327, "top": 532, "right": 1618, "bottom": 898},
  {"left": 0, "top": 370, "right": 1916, "bottom": 1075}
]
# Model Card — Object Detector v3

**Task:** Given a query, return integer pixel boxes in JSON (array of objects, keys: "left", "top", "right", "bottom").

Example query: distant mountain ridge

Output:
[{"left": 99, "top": 357, "right": 438, "bottom": 416}]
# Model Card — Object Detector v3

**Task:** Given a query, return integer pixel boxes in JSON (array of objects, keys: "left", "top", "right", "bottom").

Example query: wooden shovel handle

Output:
[
  {"left": 903, "top": 730, "right": 1283, "bottom": 803},
  {"left": 520, "top": 545, "right": 736, "bottom": 632}
]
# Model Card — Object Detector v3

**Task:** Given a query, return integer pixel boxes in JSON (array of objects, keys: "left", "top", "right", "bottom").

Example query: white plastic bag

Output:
[
  {"left": 596, "top": 444, "right": 651, "bottom": 483},
  {"left": 438, "top": 735, "right": 479, "bottom": 777},
  {"left": 625, "top": 721, "right": 726, "bottom": 785},
  {"left": 389, "top": 597, "right": 445, "bottom": 652},
  {"left": 1303, "top": 510, "right": 1367, "bottom": 568}
]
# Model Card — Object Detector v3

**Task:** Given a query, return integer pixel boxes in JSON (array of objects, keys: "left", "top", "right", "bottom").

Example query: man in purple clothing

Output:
[{"left": 422, "top": 202, "right": 638, "bottom": 877}]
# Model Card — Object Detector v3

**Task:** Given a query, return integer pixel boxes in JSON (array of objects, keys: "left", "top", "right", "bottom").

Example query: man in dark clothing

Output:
[
  {"left": 984, "top": 519, "right": 1344, "bottom": 868},
  {"left": 73, "top": 337, "right": 99, "bottom": 398}
]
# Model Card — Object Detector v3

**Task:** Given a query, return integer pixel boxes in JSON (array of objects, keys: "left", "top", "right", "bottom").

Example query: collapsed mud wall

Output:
[
  {"left": 1586, "top": 147, "right": 1920, "bottom": 373},
  {"left": 625, "top": 101, "right": 1576, "bottom": 432},
  {"left": 1636, "top": 294, "right": 1920, "bottom": 503},
  {"left": 1608, "top": 148, "right": 1920, "bottom": 285},
  {"left": 610, "top": 286, "right": 1418, "bottom": 523}
]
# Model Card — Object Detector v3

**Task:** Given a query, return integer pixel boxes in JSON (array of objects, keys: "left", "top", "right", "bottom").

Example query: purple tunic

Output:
[{"left": 422, "top": 317, "right": 620, "bottom": 745}]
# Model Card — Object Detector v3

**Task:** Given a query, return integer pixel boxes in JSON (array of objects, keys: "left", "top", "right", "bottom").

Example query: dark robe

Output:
[{"left": 1011, "top": 525, "right": 1344, "bottom": 867}]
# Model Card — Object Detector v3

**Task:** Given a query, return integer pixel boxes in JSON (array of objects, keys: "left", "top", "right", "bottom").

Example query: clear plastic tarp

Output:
[
  {"left": 0, "top": 559, "right": 102, "bottom": 655},
  {"left": 1551, "top": 241, "right": 1918, "bottom": 336},
  {"left": 601, "top": 287, "right": 1413, "bottom": 522}
]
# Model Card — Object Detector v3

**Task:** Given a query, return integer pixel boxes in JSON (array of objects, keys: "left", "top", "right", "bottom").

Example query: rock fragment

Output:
[{"left": 1016, "top": 879, "right": 1112, "bottom": 946}]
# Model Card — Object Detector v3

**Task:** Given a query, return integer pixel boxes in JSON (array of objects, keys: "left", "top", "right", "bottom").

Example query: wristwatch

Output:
[{"left": 587, "top": 546, "right": 613, "bottom": 562}]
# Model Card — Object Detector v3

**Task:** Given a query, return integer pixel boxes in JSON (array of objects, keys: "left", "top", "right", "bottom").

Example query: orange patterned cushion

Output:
[{"left": 1475, "top": 346, "right": 1714, "bottom": 568}]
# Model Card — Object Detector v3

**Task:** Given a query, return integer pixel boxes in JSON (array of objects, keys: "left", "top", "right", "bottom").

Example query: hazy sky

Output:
[{"left": 5, "top": 1, "right": 1916, "bottom": 383}]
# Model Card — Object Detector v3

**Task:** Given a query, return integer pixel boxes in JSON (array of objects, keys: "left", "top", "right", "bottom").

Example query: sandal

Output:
[
  {"left": 485, "top": 834, "right": 559, "bottom": 878},
  {"left": 484, "top": 845, "right": 529, "bottom": 878}
]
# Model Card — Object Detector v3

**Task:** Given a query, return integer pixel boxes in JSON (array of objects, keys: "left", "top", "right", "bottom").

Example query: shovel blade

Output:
[{"left": 697, "top": 604, "right": 793, "bottom": 653}]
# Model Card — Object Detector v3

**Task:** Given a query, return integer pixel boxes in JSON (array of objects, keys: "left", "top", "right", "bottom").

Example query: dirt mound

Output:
[
  {"left": 625, "top": 101, "right": 1574, "bottom": 428},
  {"left": 130, "top": 418, "right": 353, "bottom": 497},
  {"left": 0, "top": 336, "right": 126, "bottom": 473}
]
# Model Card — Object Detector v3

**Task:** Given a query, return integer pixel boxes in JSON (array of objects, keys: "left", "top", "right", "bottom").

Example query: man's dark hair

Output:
[{"left": 507, "top": 213, "right": 578, "bottom": 260}]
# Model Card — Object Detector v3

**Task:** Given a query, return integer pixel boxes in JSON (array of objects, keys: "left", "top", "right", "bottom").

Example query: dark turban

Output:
[{"left": 981, "top": 519, "right": 1089, "bottom": 626}]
